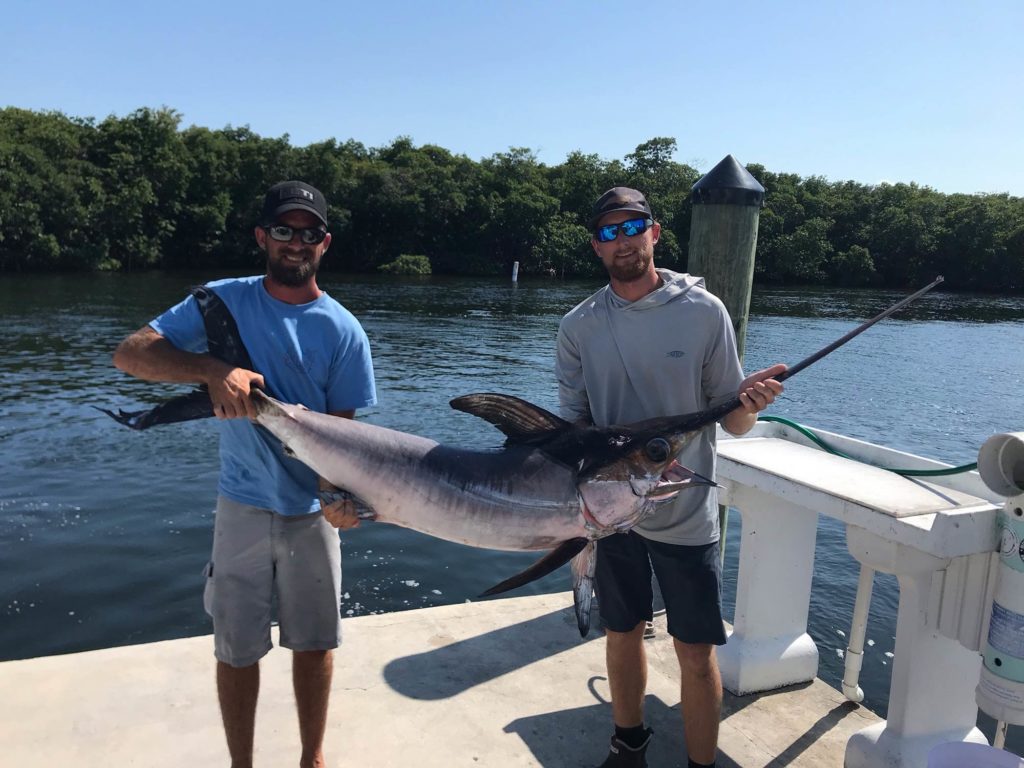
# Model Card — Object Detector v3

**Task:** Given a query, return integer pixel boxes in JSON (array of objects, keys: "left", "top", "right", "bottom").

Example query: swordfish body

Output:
[
  {"left": 260, "top": 412, "right": 585, "bottom": 551},
  {"left": 250, "top": 391, "right": 706, "bottom": 551},
  {"left": 249, "top": 389, "right": 715, "bottom": 636}
]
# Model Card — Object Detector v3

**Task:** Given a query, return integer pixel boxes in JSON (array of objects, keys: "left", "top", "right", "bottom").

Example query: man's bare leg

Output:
[
  {"left": 294, "top": 649, "right": 333, "bottom": 768},
  {"left": 606, "top": 622, "right": 648, "bottom": 728},
  {"left": 674, "top": 641, "right": 722, "bottom": 765},
  {"left": 217, "top": 661, "right": 260, "bottom": 768}
]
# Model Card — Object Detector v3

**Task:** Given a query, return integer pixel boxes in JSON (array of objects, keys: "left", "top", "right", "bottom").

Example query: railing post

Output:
[
  {"left": 717, "top": 484, "right": 820, "bottom": 694},
  {"left": 842, "top": 563, "right": 877, "bottom": 703},
  {"left": 844, "top": 526, "right": 987, "bottom": 768}
]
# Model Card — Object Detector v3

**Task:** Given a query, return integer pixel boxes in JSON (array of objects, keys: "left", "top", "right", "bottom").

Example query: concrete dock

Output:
[{"left": 0, "top": 592, "right": 879, "bottom": 767}]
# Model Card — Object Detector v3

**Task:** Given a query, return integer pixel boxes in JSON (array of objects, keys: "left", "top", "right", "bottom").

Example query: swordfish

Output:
[{"left": 249, "top": 387, "right": 715, "bottom": 636}]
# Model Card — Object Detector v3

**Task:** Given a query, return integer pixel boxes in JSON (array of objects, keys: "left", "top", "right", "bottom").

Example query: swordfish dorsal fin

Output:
[{"left": 450, "top": 393, "right": 571, "bottom": 444}]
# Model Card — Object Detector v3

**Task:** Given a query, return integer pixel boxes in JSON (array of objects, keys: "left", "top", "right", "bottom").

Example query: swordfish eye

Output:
[{"left": 644, "top": 437, "right": 672, "bottom": 463}]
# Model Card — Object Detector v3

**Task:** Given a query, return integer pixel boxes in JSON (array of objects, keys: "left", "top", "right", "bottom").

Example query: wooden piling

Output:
[
  {"left": 687, "top": 155, "right": 765, "bottom": 359},
  {"left": 687, "top": 155, "right": 765, "bottom": 560}
]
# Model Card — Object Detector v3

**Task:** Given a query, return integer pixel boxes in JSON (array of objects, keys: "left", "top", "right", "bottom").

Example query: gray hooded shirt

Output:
[{"left": 555, "top": 269, "right": 744, "bottom": 545}]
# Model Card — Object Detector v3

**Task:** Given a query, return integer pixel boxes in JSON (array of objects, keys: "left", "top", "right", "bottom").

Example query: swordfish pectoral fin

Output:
[
  {"left": 571, "top": 541, "right": 597, "bottom": 638},
  {"left": 478, "top": 537, "right": 589, "bottom": 598}
]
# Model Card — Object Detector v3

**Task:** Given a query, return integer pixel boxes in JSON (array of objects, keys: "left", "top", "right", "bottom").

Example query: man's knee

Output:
[
  {"left": 293, "top": 648, "right": 331, "bottom": 663},
  {"left": 673, "top": 640, "right": 715, "bottom": 669},
  {"left": 606, "top": 621, "right": 647, "bottom": 641}
]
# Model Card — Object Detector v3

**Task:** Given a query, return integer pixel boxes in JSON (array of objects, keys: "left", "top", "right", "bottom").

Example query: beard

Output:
[
  {"left": 606, "top": 247, "right": 653, "bottom": 283},
  {"left": 267, "top": 250, "right": 320, "bottom": 286}
]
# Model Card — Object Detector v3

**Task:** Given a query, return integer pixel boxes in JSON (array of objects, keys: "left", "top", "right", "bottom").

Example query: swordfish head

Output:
[
  {"left": 569, "top": 412, "right": 721, "bottom": 535},
  {"left": 448, "top": 394, "right": 723, "bottom": 538}
]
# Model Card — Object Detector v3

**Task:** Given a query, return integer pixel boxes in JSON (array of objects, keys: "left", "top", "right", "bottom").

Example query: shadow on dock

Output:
[
  {"left": 0, "top": 592, "right": 880, "bottom": 767},
  {"left": 384, "top": 602, "right": 600, "bottom": 699}
]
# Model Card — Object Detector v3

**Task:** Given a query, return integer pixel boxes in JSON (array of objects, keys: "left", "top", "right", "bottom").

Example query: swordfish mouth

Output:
[
  {"left": 578, "top": 460, "right": 719, "bottom": 535},
  {"left": 645, "top": 460, "right": 718, "bottom": 499}
]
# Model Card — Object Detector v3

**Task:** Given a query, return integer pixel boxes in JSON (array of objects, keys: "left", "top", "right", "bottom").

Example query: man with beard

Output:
[
  {"left": 112, "top": 181, "right": 376, "bottom": 768},
  {"left": 556, "top": 187, "right": 784, "bottom": 768}
]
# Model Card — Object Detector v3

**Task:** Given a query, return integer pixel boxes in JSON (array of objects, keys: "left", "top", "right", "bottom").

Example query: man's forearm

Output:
[
  {"left": 113, "top": 327, "right": 227, "bottom": 385},
  {"left": 721, "top": 409, "right": 757, "bottom": 436}
]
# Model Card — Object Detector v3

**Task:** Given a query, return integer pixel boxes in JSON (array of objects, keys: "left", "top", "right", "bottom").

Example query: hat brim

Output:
[
  {"left": 588, "top": 206, "right": 651, "bottom": 230},
  {"left": 265, "top": 203, "right": 328, "bottom": 227}
]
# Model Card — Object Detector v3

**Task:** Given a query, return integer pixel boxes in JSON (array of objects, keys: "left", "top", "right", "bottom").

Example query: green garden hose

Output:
[{"left": 756, "top": 415, "right": 978, "bottom": 477}]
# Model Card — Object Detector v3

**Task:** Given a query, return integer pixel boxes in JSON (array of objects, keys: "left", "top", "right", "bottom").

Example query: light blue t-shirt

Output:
[{"left": 150, "top": 275, "right": 377, "bottom": 515}]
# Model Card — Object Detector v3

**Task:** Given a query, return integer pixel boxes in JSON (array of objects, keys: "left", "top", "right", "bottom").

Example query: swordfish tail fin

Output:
[
  {"left": 94, "top": 388, "right": 213, "bottom": 430},
  {"left": 102, "top": 285, "right": 256, "bottom": 430}
]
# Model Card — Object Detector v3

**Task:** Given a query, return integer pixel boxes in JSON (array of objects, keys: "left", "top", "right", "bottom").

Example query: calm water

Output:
[{"left": 2, "top": 272, "right": 1022, "bottom": 733}]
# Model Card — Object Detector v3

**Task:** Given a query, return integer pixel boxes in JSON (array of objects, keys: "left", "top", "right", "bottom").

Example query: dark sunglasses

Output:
[
  {"left": 264, "top": 224, "right": 328, "bottom": 245},
  {"left": 595, "top": 217, "right": 653, "bottom": 243}
]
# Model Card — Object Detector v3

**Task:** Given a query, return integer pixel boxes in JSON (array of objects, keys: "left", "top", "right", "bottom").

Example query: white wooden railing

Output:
[{"left": 714, "top": 420, "right": 1004, "bottom": 768}]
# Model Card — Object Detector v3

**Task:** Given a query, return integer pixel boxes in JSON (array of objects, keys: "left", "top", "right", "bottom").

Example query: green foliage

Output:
[
  {"left": 774, "top": 217, "right": 834, "bottom": 283},
  {"left": 529, "top": 211, "right": 594, "bottom": 277},
  {"left": 0, "top": 106, "right": 1022, "bottom": 292},
  {"left": 829, "top": 245, "right": 876, "bottom": 286},
  {"left": 378, "top": 254, "right": 432, "bottom": 275}
]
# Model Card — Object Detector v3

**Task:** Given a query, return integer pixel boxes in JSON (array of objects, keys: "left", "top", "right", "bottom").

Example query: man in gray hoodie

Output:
[{"left": 556, "top": 187, "right": 785, "bottom": 768}]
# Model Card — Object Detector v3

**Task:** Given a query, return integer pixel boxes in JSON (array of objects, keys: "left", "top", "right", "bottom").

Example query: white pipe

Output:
[{"left": 842, "top": 563, "right": 876, "bottom": 703}]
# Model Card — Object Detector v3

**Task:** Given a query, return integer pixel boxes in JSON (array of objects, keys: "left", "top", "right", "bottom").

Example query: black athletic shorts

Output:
[{"left": 594, "top": 531, "right": 727, "bottom": 645}]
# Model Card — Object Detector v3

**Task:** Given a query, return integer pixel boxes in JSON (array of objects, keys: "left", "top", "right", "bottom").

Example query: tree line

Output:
[{"left": 1, "top": 106, "right": 1021, "bottom": 291}]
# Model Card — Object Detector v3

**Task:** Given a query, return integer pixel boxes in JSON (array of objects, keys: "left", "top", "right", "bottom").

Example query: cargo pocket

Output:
[{"left": 202, "top": 561, "right": 214, "bottom": 617}]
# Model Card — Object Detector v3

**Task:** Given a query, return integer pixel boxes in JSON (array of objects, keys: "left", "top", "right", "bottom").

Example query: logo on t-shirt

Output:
[
  {"left": 283, "top": 349, "right": 317, "bottom": 376},
  {"left": 666, "top": 350, "right": 686, "bottom": 358}
]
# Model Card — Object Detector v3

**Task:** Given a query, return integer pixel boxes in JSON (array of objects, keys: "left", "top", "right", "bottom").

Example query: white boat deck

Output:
[{"left": 0, "top": 592, "right": 878, "bottom": 767}]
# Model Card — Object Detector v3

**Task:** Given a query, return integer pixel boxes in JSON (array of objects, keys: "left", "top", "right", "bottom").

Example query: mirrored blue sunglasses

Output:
[
  {"left": 595, "top": 217, "right": 653, "bottom": 243},
  {"left": 264, "top": 224, "right": 328, "bottom": 245}
]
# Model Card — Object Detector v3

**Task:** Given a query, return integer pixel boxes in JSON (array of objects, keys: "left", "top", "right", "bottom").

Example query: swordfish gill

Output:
[{"left": 103, "top": 277, "right": 944, "bottom": 635}]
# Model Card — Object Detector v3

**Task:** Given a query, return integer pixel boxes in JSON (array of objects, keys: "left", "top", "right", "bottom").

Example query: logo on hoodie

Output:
[{"left": 666, "top": 350, "right": 686, "bottom": 358}]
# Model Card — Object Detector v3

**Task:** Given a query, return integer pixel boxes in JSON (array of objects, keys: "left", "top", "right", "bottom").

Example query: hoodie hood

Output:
[{"left": 607, "top": 269, "right": 705, "bottom": 311}]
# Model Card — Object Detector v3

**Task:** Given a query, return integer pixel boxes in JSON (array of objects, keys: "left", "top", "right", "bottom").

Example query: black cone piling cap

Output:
[{"left": 691, "top": 155, "right": 765, "bottom": 207}]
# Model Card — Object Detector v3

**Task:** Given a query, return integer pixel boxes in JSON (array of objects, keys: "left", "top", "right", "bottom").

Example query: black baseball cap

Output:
[
  {"left": 260, "top": 181, "right": 328, "bottom": 226},
  {"left": 588, "top": 187, "right": 654, "bottom": 230}
]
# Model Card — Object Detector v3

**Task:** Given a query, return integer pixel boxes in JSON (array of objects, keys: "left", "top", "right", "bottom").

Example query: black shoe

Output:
[{"left": 597, "top": 728, "right": 653, "bottom": 767}]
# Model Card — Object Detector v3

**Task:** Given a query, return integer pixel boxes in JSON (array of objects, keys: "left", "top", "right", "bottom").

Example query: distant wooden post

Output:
[
  {"left": 687, "top": 155, "right": 765, "bottom": 564},
  {"left": 687, "top": 154, "right": 765, "bottom": 359}
]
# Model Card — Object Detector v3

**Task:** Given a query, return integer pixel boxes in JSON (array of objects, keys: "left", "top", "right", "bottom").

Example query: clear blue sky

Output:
[{"left": 4, "top": 0, "right": 1022, "bottom": 196}]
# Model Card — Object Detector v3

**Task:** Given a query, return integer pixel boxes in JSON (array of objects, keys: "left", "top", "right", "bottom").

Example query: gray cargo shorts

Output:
[{"left": 203, "top": 496, "right": 342, "bottom": 668}]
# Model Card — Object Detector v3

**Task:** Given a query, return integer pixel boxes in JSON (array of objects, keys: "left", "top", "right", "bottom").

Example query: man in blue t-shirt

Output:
[{"left": 113, "top": 180, "right": 376, "bottom": 768}]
